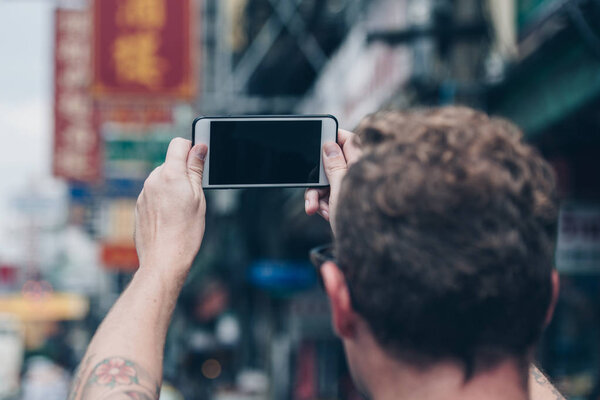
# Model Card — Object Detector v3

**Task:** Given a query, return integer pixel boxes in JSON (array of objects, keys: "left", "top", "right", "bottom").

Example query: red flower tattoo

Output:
[{"left": 93, "top": 358, "right": 137, "bottom": 386}]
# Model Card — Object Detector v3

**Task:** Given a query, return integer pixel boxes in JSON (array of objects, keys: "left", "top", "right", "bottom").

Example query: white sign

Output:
[
  {"left": 556, "top": 203, "right": 600, "bottom": 273},
  {"left": 0, "top": 314, "right": 24, "bottom": 399}
]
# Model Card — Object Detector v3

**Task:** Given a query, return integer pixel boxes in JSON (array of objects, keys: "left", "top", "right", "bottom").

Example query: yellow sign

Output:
[{"left": 0, "top": 293, "right": 89, "bottom": 322}]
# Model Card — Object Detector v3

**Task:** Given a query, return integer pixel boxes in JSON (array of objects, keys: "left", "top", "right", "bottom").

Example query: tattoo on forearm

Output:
[
  {"left": 530, "top": 365, "right": 566, "bottom": 400},
  {"left": 68, "top": 356, "right": 161, "bottom": 400}
]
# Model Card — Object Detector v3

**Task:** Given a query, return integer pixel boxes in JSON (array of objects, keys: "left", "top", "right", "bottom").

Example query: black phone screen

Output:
[{"left": 209, "top": 120, "right": 322, "bottom": 185}]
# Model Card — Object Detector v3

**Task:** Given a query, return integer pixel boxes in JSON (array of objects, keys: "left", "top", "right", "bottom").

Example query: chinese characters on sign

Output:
[
  {"left": 113, "top": 32, "right": 166, "bottom": 88},
  {"left": 54, "top": 9, "right": 101, "bottom": 182},
  {"left": 117, "top": 0, "right": 166, "bottom": 28},
  {"left": 93, "top": 0, "right": 194, "bottom": 98}
]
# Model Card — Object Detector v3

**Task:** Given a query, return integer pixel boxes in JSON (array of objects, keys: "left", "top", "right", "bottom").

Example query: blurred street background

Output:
[{"left": 0, "top": 0, "right": 599, "bottom": 399}]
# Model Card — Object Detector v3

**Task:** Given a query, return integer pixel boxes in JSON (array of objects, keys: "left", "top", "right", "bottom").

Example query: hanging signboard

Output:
[
  {"left": 92, "top": 0, "right": 195, "bottom": 99},
  {"left": 99, "top": 102, "right": 173, "bottom": 125},
  {"left": 53, "top": 9, "right": 101, "bottom": 182}
]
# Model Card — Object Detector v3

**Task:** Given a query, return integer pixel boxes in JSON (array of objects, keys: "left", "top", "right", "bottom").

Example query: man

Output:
[{"left": 68, "top": 106, "right": 565, "bottom": 400}]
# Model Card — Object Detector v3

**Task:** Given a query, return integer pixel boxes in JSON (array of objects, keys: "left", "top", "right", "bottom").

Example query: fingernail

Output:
[
  {"left": 322, "top": 209, "right": 329, "bottom": 218},
  {"left": 324, "top": 142, "right": 340, "bottom": 158},
  {"left": 196, "top": 145, "right": 207, "bottom": 161},
  {"left": 305, "top": 199, "right": 309, "bottom": 209}
]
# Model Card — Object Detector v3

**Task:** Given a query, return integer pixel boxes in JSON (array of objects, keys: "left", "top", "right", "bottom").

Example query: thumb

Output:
[
  {"left": 187, "top": 144, "right": 208, "bottom": 190},
  {"left": 323, "top": 141, "right": 347, "bottom": 191}
]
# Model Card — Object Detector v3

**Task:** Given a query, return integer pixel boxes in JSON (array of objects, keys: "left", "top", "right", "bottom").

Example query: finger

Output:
[
  {"left": 305, "top": 187, "right": 328, "bottom": 204},
  {"left": 304, "top": 189, "right": 314, "bottom": 213},
  {"left": 317, "top": 208, "right": 330, "bottom": 221},
  {"left": 187, "top": 144, "right": 208, "bottom": 191},
  {"left": 141, "top": 164, "right": 162, "bottom": 192},
  {"left": 315, "top": 187, "right": 329, "bottom": 197},
  {"left": 343, "top": 138, "right": 363, "bottom": 166},
  {"left": 304, "top": 189, "right": 320, "bottom": 215},
  {"left": 337, "top": 129, "right": 363, "bottom": 166},
  {"left": 319, "top": 199, "right": 330, "bottom": 215},
  {"left": 337, "top": 129, "right": 355, "bottom": 148},
  {"left": 323, "top": 142, "right": 347, "bottom": 191},
  {"left": 148, "top": 164, "right": 163, "bottom": 179},
  {"left": 135, "top": 188, "right": 144, "bottom": 213},
  {"left": 164, "top": 137, "right": 192, "bottom": 171}
]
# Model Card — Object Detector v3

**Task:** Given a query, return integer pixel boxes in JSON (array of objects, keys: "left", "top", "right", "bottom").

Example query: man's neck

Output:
[
  {"left": 348, "top": 332, "right": 529, "bottom": 400},
  {"left": 368, "top": 359, "right": 529, "bottom": 400}
]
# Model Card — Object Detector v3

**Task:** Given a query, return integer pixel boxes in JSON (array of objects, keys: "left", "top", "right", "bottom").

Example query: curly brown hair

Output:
[{"left": 335, "top": 106, "right": 558, "bottom": 374}]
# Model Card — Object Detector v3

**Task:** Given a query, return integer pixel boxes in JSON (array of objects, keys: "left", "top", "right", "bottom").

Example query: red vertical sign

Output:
[
  {"left": 53, "top": 9, "right": 101, "bottom": 182},
  {"left": 93, "top": 0, "right": 195, "bottom": 99}
]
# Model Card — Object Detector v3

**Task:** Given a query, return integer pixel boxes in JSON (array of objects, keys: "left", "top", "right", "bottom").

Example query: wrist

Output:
[
  {"left": 133, "top": 262, "right": 189, "bottom": 300},
  {"left": 137, "top": 251, "right": 193, "bottom": 281}
]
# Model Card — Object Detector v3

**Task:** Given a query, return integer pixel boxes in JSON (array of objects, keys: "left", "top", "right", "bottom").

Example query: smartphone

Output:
[{"left": 192, "top": 115, "right": 338, "bottom": 189}]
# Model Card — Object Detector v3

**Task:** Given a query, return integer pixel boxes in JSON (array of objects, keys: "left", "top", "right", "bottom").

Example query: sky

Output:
[{"left": 0, "top": 1, "right": 55, "bottom": 228}]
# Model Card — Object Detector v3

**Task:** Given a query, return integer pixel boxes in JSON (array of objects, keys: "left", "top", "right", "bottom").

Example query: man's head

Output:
[{"left": 322, "top": 107, "right": 559, "bottom": 387}]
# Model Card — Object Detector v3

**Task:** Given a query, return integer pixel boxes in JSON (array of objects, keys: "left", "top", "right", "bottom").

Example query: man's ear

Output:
[
  {"left": 321, "top": 261, "right": 358, "bottom": 339},
  {"left": 545, "top": 269, "right": 560, "bottom": 327}
]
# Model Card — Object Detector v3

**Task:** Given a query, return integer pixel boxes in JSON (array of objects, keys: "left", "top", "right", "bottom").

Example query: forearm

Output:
[
  {"left": 530, "top": 365, "right": 566, "bottom": 400},
  {"left": 67, "top": 139, "right": 206, "bottom": 399},
  {"left": 69, "top": 268, "right": 183, "bottom": 400}
]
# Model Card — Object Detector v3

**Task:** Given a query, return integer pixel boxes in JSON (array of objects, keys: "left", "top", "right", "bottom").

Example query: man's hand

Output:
[
  {"left": 304, "top": 129, "right": 362, "bottom": 233},
  {"left": 68, "top": 138, "right": 208, "bottom": 400},
  {"left": 135, "top": 138, "right": 208, "bottom": 286}
]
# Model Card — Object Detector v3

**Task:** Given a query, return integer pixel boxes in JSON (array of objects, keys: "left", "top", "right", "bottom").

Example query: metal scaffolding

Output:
[{"left": 197, "top": 0, "right": 363, "bottom": 114}]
